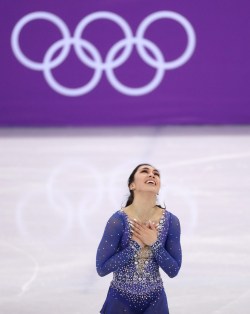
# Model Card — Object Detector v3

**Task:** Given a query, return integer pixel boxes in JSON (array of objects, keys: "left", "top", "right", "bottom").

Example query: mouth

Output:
[{"left": 145, "top": 180, "right": 156, "bottom": 185}]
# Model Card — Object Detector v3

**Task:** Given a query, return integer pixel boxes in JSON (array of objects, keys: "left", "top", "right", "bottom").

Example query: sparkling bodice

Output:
[
  {"left": 110, "top": 209, "right": 168, "bottom": 297},
  {"left": 96, "top": 208, "right": 182, "bottom": 312}
]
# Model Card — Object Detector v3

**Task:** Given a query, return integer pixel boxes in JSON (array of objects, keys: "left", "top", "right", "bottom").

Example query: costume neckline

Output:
[{"left": 120, "top": 207, "right": 166, "bottom": 226}]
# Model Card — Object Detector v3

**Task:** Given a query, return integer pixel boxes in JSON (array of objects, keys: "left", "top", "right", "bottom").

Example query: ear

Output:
[{"left": 130, "top": 183, "right": 135, "bottom": 190}]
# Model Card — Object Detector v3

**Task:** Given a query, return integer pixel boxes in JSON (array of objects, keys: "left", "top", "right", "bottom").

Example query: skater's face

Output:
[{"left": 129, "top": 165, "right": 161, "bottom": 194}]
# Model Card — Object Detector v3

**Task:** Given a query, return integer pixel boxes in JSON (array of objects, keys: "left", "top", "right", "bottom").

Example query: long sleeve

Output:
[
  {"left": 96, "top": 212, "right": 141, "bottom": 277},
  {"left": 150, "top": 213, "right": 182, "bottom": 278}
]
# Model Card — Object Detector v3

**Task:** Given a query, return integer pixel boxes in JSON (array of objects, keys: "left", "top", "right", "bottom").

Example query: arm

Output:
[
  {"left": 150, "top": 213, "right": 182, "bottom": 278},
  {"left": 96, "top": 212, "right": 141, "bottom": 277}
]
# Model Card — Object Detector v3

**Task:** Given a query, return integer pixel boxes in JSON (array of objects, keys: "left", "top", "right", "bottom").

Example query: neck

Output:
[{"left": 130, "top": 192, "right": 157, "bottom": 221}]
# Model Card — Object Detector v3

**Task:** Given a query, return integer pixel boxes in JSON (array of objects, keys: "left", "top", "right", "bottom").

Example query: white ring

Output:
[
  {"left": 74, "top": 11, "right": 134, "bottom": 70},
  {"left": 136, "top": 11, "right": 196, "bottom": 70},
  {"left": 43, "top": 37, "right": 102, "bottom": 96},
  {"left": 11, "top": 11, "right": 71, "bottom": 71},
  {"left": 106, "top": 37, "right": 165, "bottom": 96},
  {"left": 11, "top": 10, "right": 196, "bottom": 96}
]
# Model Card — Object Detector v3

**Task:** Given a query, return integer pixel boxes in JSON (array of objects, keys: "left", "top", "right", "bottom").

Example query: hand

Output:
[
  {"left": 131, "top": 220, "right": 158, "bottom": 246},
  {"left": 131, "top": 234, "right": 145, "bottom": 248}
]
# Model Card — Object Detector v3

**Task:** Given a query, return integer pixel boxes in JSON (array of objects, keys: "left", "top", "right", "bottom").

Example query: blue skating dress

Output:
[{"left": 96, "top": 208, "right": 182, "bottom": 314}]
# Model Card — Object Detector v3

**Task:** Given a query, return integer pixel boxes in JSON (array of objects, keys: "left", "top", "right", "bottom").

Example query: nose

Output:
[{"left": 149, "top": 172, "right": 155, "bottom": 178}]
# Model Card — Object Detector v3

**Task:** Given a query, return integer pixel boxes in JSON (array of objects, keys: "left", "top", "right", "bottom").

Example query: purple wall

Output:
[{"left": 1, "top": 0, "right": 250, "bottom": 126}]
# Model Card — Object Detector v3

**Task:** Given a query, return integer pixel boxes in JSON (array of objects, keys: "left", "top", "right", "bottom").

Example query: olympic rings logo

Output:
[{"left": 11, "top": 11, "right": 196, "bottom": 97}]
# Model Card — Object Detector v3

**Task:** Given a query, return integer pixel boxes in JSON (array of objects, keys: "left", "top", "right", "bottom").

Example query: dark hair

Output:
[{"left": 125, "top": 163, "right": 165, "bottom": 209}]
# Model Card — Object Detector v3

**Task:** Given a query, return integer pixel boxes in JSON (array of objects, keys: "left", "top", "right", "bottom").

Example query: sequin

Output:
[{"left": 96, "top": 209, "right": 182, "bottom": 313}]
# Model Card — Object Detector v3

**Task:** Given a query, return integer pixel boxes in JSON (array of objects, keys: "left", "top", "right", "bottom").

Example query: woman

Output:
[{"left": 96, "top": 164, "right": 182, "bottom": 313}]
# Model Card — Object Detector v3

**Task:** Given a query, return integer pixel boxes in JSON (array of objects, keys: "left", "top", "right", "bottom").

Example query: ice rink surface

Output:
[{"left": 0, "top": 126, "right": 249, "bottom": 314}]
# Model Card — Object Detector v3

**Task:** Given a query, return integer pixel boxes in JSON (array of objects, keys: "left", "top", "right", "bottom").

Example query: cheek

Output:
[
  {"left": 157, "top": 180, "right": 161, "bottom": 190},
  {"left": 134, "top": 173, "right": 144, "bottom": 184}
]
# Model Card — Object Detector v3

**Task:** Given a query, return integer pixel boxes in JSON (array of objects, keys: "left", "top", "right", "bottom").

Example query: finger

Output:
[
  {"left": 133, "top": 231, "right": 143, "bottom": 241},
  {"left": 132, "top": 235, "right": 144, "bottom": 247},
  {"left": 133, "top": 219, "right": 144, "bottom": 228},
  {"left": 135, "top": 221, "right": 148, "bottom": 231},
  {"left": 132, "top": 234, "right": 139, "bottom": 241},
  {"left": 151, "top": 221, "right": 158, "bottom": 230},
  {"left": 148, "top": 221, "right": 155, "bottom": 229},
  {"left": 132, "top": 220, "right": 144, "bottom": 231},
  {"left": 132, "top": 227, "right": 140, "bottom": 235},
  {"left": 130, "top": 224, "right": 141, "bottom": 236}
]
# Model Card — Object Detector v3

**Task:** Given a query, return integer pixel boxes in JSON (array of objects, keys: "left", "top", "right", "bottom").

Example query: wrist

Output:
[
  {"left": 148, "top": 237, "right": 158, "bottom": 247},
  {"left": 150, "top": 239, "right": 161, "bottom": 249},
  {"left": 130, "top": 240, "right": 141, "bottom": 251}
]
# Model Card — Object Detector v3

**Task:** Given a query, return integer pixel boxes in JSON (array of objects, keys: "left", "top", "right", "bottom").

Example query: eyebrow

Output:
[{"left": 140, "top": 167, "right": 160, "bottom": 174}]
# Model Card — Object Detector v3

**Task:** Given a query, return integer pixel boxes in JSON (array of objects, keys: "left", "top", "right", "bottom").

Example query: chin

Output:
[{"left": 145, "top": 187, "right": 158, "bottom": 194}]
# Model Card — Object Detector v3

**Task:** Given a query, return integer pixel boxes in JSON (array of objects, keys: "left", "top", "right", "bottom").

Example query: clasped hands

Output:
[{"left": 130, "top": 220, "right": 158, "bottom": 248}]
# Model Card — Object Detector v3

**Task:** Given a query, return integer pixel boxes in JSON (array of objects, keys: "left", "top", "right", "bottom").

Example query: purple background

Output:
[{"left": 1, "top": 0, "right": 250, "bottom": 126}]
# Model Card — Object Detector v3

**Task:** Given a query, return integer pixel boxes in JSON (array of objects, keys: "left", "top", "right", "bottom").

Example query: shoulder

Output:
[
  {"left": 166, "top": 210, "right": 181, "bottom": 228},
  {"left": 105, "top": 210, "right": 125, "bottom": 227},
  {"left": 111, "top": 209, "right": 125, "bottom": 219}
]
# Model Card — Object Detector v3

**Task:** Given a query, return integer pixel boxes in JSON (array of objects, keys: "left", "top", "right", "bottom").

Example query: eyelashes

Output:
[{"left": 140, "top": 170, "right": 160, "bottom": 177}]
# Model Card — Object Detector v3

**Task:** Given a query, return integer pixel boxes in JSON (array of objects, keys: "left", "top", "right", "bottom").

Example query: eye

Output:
[
  {"left": 154, "top": 172, "right": 160, "bottom": 177},
  {"left": 141, "top": 170, "right": 148, "bottom": 173}
]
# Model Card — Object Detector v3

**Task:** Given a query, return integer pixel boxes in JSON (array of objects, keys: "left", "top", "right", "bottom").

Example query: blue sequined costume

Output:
[{"left": 96, "top": 209, "right": 182, "bottom": 313}]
